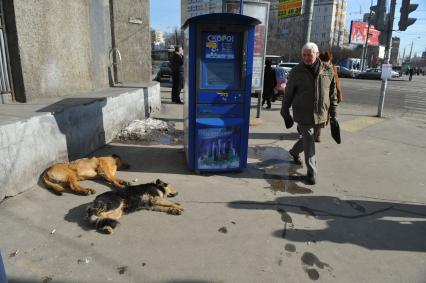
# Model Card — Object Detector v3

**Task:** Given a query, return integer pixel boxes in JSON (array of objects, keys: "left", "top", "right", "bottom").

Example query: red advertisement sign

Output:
[{"left": 349, "top": 21, "right": 380, "bottom": 46}]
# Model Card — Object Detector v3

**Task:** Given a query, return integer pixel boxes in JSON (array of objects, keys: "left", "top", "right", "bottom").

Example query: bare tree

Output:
[
  {"left": 163, "top": 27, "right": 183, "bottom": 47},
  {"left": 267, "top": 17, "right": 304, "bottom": 61}
]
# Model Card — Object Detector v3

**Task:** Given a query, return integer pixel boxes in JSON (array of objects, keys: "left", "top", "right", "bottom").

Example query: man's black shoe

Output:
[
  {"left": 175, "top": 101, "right": 183, "bottom": 104},
  {"left": 305, "top": 173, "right": 316, "bottom": 185},
  {"left": 289, "top": 150, "right": 302, "bottom": 165}
]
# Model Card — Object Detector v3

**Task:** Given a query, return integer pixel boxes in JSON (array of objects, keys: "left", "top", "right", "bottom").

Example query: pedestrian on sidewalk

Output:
[
  {"left": 316, "top": 50, "right": 343, "bottom": 142},
  {"left": 170, "top": 46, "right": 184, "bottom": 104},
  {"left": 262, "top": 60, "right": 277, "bottom": 109},
  {"left": 409, "top": 68, "right": 414, "bottom": 81},
  {"left": 280, "top": 42, "right": 338, "bottom": 185}
]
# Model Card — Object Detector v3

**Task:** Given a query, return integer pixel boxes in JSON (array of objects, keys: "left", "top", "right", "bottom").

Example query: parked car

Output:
[
  {"left": 356, "top": 68, "right": 399, "bottom": 80},
  {"left": 336, "top": 66, "right": 355, "bottom": 78},
  {"left": 154, "top": 61, "right": 172, "bottom": 81}
]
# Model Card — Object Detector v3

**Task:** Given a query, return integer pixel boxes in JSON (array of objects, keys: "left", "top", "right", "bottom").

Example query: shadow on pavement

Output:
[
  {"left": 95, "top": 144, "right": 307, "bottom": 186},
  {"left": 64, "top": 202, "right": 93, "bottom": 231},
  {"left": 249, "top": 132, "right": 299, "bottom": 140},
  {"left": 228, "top": 195, "right": 426, "bottom": 252}
]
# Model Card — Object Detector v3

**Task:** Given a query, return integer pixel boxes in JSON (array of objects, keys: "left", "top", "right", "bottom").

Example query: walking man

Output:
[
  {"left": 280, "top": 42, "right": 338, "bottom": 185},
  {"left": 170, "top": 46, "right": 184, "bottom": 104}
]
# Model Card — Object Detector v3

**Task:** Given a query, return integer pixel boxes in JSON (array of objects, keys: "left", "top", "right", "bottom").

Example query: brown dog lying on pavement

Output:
[
  {"left": 42, "top": 154, "right": 130, "bottom": 195},
  {"left": 86, "top": 179, "right": 183, "bottom": 234}
]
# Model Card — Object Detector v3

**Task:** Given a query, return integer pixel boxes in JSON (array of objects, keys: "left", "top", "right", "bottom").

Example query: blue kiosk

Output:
[{"left": 182, "top": 13, "right": 260, "bottom": 173}]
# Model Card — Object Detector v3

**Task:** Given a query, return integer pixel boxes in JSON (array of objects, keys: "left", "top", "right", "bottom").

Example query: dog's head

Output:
[
  {"left": 155, "top": 179, "right": 178, "bottom": 197},
  {"left": 112, "top": 154, "right": 130, "bottom": 170}
]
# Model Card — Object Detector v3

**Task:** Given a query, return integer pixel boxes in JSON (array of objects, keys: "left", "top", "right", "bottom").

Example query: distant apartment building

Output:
[
  {"left": 269, "top": 0, "right": 347, "bottom": 50},
  {"left": 390, "top": 37, "right": 400, "bottom": 65},
  {"left": 181, "top": 0, "right": 223, "bottom": 25},
  {"left": 151, "top": 30, "right": 165, "bottom": 49}
]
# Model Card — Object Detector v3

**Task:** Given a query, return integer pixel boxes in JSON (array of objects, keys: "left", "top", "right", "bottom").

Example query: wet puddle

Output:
[
  {"left": 249, "top": 146, "right": 313, "bottom": 195},
  {"left": 305, "top": 268, "right": 320, "bottom": 280},
  {"left": 301, "top": 252, "right": 332, "bottom": 281},
  {"left": 301, "top": 252, "right": 330, "bottom": 269},
  {"left": 284, "top": 243, "right": 296, "bottom": 252},
  {"left": 267, "top": 177, "right": 313, "bottom": 194}
]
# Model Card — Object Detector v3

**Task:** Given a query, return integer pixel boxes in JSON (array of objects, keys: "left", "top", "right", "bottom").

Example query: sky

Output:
[{"left": 150, "top": 0, "right": 426, "bottom": 56}]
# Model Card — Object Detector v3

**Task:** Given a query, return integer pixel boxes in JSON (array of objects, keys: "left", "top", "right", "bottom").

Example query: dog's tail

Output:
[
  {"left": 86, "top": 205, "right": 119, "bottom": 234},
  {"left": 41, "top": 170, "right": 66, "bottom": 195}
]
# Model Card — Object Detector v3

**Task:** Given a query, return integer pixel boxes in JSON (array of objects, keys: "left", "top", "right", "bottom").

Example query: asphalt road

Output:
[{"left": 340, "top": 75, "right": 426, "bottom": 118}]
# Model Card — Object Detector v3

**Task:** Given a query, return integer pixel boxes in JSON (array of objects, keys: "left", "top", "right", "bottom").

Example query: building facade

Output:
[
  {"left": 390, "top": 37, "right": 400, "bottom": 65},
  {"left": 151, "top": 30, "right": 165, "bottom": 49},
  {"left": 1, "top": 0, "right": 152, "bottom": 103},
  {"left": 268, "top": 0, "right": 347, "bottom": 55}
]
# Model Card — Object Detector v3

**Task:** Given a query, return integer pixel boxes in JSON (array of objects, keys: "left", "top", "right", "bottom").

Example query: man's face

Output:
[{"left": 302, "top": 49, "right": 318, "bottom": 65}]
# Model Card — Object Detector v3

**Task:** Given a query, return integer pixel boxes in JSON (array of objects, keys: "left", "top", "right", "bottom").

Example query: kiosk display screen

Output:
[{"left": 201, "top": 32, "right": 241, "bottom": 89}]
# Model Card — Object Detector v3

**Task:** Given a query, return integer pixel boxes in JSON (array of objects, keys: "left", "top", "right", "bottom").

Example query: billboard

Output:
[
  {"left": 349, "top": 21, "right": 380, "bottom": 46},
  {"left": 225, "top": 1, "right": 269, "bottom": 90},
  {"left": 277, "top": 0, "right": 303, "bottom": 19}
]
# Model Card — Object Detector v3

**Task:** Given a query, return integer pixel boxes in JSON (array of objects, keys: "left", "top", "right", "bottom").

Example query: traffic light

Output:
[
  {"left": 369, "top": 0, "right": 386, "bottom": 31},
  {"left": 399, "top": 0, "right": 418, "bottom": 31}
]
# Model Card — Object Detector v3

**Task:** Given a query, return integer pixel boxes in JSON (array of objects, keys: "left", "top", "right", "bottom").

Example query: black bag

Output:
[{"left": 330, "top": 118, "right": 341, "bottom": 144}]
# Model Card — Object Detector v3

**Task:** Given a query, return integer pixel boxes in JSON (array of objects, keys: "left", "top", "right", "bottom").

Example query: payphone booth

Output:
[{"left": 182, "top": 13, "right": 260, "bottom": 173}]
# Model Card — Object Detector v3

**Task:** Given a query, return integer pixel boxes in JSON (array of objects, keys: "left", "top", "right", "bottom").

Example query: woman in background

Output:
[{"left": 317, "top": 51, "right": 342, "bottom": 142}]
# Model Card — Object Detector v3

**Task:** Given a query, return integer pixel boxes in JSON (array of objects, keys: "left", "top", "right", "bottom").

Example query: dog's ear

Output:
[
  {"left": 155, "top": 179, "right": 167, "bottom": 187},
  {"left": 112, "top": 154, "right": 119, "bottom": 159}
]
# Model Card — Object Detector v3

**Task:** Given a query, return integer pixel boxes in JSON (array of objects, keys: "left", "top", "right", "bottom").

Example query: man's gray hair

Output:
[{"left": 301, "top": 42, "right": 319, "bottom": 54}]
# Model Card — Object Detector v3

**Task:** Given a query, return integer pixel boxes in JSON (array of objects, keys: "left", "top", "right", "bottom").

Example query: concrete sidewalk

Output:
[{"left": 0, "top": 85, "right": 425, "bottom": 283}]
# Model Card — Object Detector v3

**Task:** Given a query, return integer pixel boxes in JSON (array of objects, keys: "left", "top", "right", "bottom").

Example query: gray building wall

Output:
[
  {"left": 3, "top": 0, "right": 151, "bottom": 102},
  {"left": 9, "top": 0, "right": 111, "bottom": 101},
  {"left": 110, "top": 0, "right": 151, "bottom": 83}
]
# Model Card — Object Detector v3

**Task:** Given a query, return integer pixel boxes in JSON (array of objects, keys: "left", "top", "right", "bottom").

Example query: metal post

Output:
[
  {"left": 303, "top": 0, "right": 314, "bottom": 44},
  {"left": 239, "top": 0, "right": 243, "bottom": 15},
  {"left": 361, "top": 8, "right": 373, "bottom": 71},
  {"left": 363, "top": 21, "right": 372, "bottom": 70},
  {"left": 377, "top": 0, "right": 396, "bottom": 117}
]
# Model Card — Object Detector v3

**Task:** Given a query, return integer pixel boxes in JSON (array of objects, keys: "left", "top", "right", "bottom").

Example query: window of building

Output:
[{"left": 322, "top": 33, "right": 325, "bottom": 38}]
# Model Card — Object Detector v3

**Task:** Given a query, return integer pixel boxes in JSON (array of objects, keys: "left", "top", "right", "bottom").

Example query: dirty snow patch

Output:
[{"left": 117, "top": 118, "right": 169, "bottom": 141}]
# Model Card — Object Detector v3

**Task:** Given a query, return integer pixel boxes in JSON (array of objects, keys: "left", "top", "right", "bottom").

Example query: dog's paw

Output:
[
  {"left": 82, "top": 189, "right": 96, "bottom": 195},
  {"left": 168, "top": 208, "right": 183, "bottom": 215}
]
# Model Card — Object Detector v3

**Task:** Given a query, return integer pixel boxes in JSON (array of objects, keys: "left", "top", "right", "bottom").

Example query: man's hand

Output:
[{"left": 280, "top": 107, "right": 294, "bottom": 129}]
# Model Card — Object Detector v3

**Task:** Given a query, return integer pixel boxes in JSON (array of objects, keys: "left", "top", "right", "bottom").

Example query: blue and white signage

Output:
[{"left": 205, "top": 33, "right": 236, "bottom": 60}]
